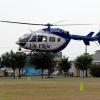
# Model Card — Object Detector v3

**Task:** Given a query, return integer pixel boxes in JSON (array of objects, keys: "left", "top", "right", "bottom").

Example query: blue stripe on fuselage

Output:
[
  {"left": 43, "top": 28, "right": 70, "bottom": 39},
  {"left": 70, "top": 35, "right": 95, "bottom": 41}
]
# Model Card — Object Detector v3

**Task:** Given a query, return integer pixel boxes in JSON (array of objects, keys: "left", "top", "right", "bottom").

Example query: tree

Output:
[
  {"left": 75, "top": 53, "right": 93, "bottom": 77},
  {"left": 1, "top": 51, "right": 26, "bottom": 78},
  {"left": 90, "top": 64, "right": 100, "bottom": 77},
  {"left": 2, "top": 52, "right": 10, "bottom": 68},
  {"left": 31, "top": 52, "right": 55, "bottom": 78},
  {"left": 2, "top": 51, "right": 17, "bottom": 78},
  {"left": 14, "top": 51, "right": 26, "bottom": 78},
  {"left": 59, "top": 57, "right": 71, "bottom": 77},
  {"left": 45, "top": 53, "right": 55, "bottom": 77}
]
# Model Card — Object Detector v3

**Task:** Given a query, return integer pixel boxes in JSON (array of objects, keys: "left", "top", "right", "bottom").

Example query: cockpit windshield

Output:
[{"left": 19, "top": 34, "right": 32, "bottom": 42}]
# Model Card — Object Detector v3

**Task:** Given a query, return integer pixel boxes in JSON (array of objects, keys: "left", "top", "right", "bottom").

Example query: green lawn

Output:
[{"left": 0, "top": 77, "right": 100, "bottom": 100}]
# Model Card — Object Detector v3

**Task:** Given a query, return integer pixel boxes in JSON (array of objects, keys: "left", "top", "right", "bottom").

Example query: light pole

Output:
[{"left": 85, "top": 45, "right": 87, "bottom": 54}]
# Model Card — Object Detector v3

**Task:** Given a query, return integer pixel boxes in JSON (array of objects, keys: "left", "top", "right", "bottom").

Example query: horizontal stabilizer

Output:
[{"left": 86, "top": 32, "right": 94, "bottom": 37}]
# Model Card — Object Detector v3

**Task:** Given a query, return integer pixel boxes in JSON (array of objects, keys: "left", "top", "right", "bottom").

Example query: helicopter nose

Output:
[
  {"left": 16, "top": 40, "right": 19, "bottom": 45},
  {"left": 16, "top": 41, "right": 26, "bottom": 46}
]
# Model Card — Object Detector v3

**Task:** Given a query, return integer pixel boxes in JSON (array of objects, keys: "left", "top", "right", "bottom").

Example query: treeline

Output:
[
  {"left": 75, "top": 53, "right": 100, "bottom": 77},
  {"left": 0, "top": 51, "right": 100, "bottom": 78},
  {"left": 0, "top": 51, "right": 71, "bottom": 78}
]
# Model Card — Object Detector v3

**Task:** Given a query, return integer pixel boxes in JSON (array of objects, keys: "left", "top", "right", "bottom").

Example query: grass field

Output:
[{"left": 0, "top": 77, "right": 100, "bottom": 100}]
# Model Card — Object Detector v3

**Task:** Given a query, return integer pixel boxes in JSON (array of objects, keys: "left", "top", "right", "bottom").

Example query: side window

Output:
[
  {"left": 49, "top": 37, "right": 55, "bottom": 42},
  {"left": 42, "top": 36, "right": 47, "bottom": 42},
  {"left": 29, "top": 35, "right": 36, "bottom": 42},
  {"left": 38, "top": 35, "right": 43, "bottom": 42},
  {"left": 38, "top": 35, "right": 47, "bottom": 42},
  {"left": 58, "top": 38, "right": 61, "bottom": 42}
]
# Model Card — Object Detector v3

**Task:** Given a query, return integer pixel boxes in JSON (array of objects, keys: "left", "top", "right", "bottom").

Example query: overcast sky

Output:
[{"left": 0, "top": 0, "right": 100, "bottom": 60}]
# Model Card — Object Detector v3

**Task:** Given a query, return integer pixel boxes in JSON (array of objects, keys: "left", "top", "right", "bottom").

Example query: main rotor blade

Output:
[
  {"left": 53, "top": 24, "right": 93, "bottom": 26},
  {"left": 0, "top": 20, "right": 45, "bottom": 26},
  {"left": 0, "top": 20, "right": 93, "bottom": 26}
]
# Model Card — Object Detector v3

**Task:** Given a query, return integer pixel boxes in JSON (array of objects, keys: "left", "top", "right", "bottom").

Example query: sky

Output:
[{"left": 0, "top": 0, "right": 100, "bottom": 60}]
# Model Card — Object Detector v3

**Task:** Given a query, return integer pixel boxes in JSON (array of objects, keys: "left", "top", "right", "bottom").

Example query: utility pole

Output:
[{"left": 85, "top": 45, "right": 87, "bottom": 54}]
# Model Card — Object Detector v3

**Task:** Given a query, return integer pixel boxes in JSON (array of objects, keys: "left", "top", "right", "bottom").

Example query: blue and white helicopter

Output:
[{"left": 0, "top": 20, "right": 100, "bottom": 53}]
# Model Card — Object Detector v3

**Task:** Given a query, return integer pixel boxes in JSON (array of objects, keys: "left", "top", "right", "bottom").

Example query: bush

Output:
[{"left": 90, "top": 64, "right": 100, "bottom": 77}]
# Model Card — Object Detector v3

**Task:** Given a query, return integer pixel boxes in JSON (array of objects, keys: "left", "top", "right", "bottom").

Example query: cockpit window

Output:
[
  {"left": 38, "top": 35, "right": 47, "bottom": 42},
  {"left": 19, "top": 34, "right": 32, "bottom": 42},
  {"left": 29, "top": 35, "right": 37, "bottom": 42}
]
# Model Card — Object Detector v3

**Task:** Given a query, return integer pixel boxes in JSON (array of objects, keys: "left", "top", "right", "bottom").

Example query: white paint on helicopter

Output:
[{"left": 18, "top": 29, "right": 66, "bottom": 52}]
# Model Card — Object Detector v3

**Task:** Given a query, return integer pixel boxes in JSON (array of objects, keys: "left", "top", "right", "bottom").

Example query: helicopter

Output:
[{"left": 0, "top": 20, "right": 100, "bottom": 53}]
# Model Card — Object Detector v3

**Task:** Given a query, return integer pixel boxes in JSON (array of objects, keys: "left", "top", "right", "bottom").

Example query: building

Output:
[
  {"left": 69, "top": 50, "right": 100, "bottom": 77},
  {"left": 92, "top": 50, "right": 100, "bottom": 64},
  {"left": 53, "top": 52, "right": 62, "bottom": 61},
  {"left": 69, "top": 61, "right": 77, "bottom": 76}
]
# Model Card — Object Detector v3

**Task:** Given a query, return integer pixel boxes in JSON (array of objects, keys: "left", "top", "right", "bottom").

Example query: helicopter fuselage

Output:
[
  {"left": 16, "top": 28, "right": 70, "bottom": 52},
  {"left": 16, "top": 27, "right": 100, "bottom": 52}
]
